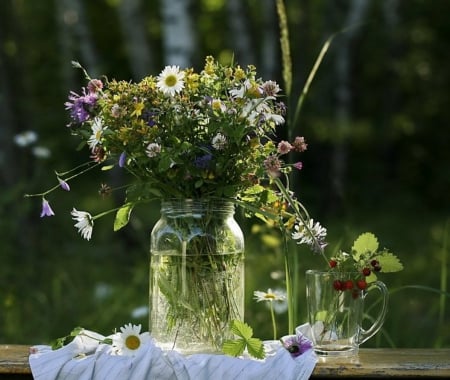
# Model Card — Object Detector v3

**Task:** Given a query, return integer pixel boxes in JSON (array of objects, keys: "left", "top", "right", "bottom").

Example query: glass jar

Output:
[{"left": 149, "top": 198, "right": 245, "bottom": 354}]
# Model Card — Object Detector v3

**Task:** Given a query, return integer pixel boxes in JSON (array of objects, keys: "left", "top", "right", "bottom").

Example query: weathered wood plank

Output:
[
  {"left": 312, "top": 348, "right": 450, "bottom": 378},
  {"left": 1, "top": 345, "right": 449, "bottom": 378},
  {"left": 0, "top": 345, "right": 31, "bottom": 375}
]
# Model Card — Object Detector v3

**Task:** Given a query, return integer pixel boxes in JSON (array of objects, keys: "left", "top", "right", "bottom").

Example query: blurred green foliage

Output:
[{"left": 0, "top": 0, "right": 448, "bottom": 347}]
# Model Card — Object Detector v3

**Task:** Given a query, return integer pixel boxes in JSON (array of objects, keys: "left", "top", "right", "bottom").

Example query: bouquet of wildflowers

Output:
[{"left": 30, "top": 56, "right": 326, "bottom": 251}]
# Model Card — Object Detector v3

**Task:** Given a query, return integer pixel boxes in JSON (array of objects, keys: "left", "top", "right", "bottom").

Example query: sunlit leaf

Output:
[
  {"left": 377, "top": 252, "right": 404, "bottom": 273},
  {"left": 352, "top": 232, "right": 379, "bottom": 260},
  {"left": 114, "top": 203, "right": 133, "bottom": 231},
  {"left": 246, "top": 337, "right": 265, "bottom": 359},
  {"left": 222, "top": 339, "right": 246, "bottom": 357}
]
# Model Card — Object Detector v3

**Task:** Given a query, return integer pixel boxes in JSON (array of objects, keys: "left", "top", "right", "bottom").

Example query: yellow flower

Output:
[{"left": 131, "top": 102, "right": 145, "bottom": 117}]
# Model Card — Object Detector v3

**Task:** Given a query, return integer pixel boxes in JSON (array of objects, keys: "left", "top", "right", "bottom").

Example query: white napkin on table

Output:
[{"left": 29, "top": 329, "right": 317, "bottom": 380}]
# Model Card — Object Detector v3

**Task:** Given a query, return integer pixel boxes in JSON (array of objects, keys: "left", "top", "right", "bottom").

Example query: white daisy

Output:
[
  {"left": 146, "top": 142, "right": 162, "bottom": 158},
  {"left": 229, "top": 79, "right": 251, "bottom": 98},
  {"left": 112, "top": 323, "right": 150, "bottom": 356},
  {"left": 156, "top": 65, "right": 185, "bottom": 96},
  {"left": 71, "top": 208, "right": 94, "bottom": 241},
  {"left": 253, "top": 288, "right": 286, "bottom": 303},
  {"left": 87, "top": 117, "right": 105, "bottom": 150},
  {"left": 14, "top": 130, "right": 38, "bottom": 147}
]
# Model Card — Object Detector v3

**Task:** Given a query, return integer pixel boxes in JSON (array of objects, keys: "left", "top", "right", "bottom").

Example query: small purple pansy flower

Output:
[{"left": 280, "top": 333, "right": 313, "bottom": 358}]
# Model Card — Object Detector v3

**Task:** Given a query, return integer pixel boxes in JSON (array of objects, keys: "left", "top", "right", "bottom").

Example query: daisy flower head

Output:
[
  {"left": 71, "top": 208, "right": 94, "bottom": 241},
  {"left": 87, "top": 117, "right": 105, "bottom": 151},
  {"left": 156, "top": 65, "right": 185, "bottom": 96},
  {"left": 253, "top": 288, "right": 286, "bottom": 303},
  {"left": 112, "top": 323, "right": 150, "bottom": 356}
]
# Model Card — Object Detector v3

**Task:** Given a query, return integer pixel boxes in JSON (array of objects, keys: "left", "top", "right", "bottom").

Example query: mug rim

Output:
[{"left": 305, "top": 269, "right": 362, "bottom": 275}]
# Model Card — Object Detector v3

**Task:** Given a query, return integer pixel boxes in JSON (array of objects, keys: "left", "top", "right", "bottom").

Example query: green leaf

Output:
[
  {"left": 114, "top": 203, "right": 133, "bottom": 231},
  {"left": 377, "top": 252, "right": 404, "bottom": 273},
  {"left": 101, "top": 164, "right": 115, "bottom": 171},
  {"left": 222, "top": 339, "right": 247, "bottom": 357},
  {"left": 352, "top": 232, "right": 379, "bottom": 260},
  {"left": 50, "top": 326, "right": 84, "bottom": 350},
  {"left": 243, "top": 184, "right": 265, "bottom": 195},
  {"left": 222, "top": 320, "right": 265, "bottom": 359},
  {"left": 246, "top": 337, "right": 265, "bottom": 359},
  {"left": 230, "top": 319, "right": 253, "bottom": 340},
  {"left": 158, "top": 155, "right": 173, "bottom": 171}
]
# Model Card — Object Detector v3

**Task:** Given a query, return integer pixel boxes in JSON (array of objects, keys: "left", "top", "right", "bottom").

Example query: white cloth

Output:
[{"left": 29, "top": 329, "right": 317, "bottom": 380}]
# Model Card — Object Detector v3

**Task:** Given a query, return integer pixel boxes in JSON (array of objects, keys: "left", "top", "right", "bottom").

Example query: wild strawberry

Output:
[
  {"left": 333, "top": 280, "right": 343, "bottom": 291},
  {"left": 357, "top": 279, "right": 367, "bottom": 290},
  {"left": 329, "top": 259, "right": 338, "bottom": 268},
  {"left": 362, "top": 267, "right": 371, "bottom": 276},
  {"left": 374, "top": 264, "right": 382, "bottom": 272},
  {"left": 344, "top": 279, "right": 354, "bottom": 290},
  {"left": 370, "top": 259, "right": 379, "bottom": 267}
]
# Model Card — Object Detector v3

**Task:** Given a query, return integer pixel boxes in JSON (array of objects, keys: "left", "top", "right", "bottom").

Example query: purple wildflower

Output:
[
  {"left": 293, "top": 161, "right": 303, "bottom": 170},
  {"left": 87, "top": 79, "right": 103, "bottom": 93},
  {"left": 194, "top": 153, "right": 212, "bottom": 169},
  {"left": 40, "top": 198, "right": 55, "bottom": 217},
  {"left": 263, "top": 154, "right": 281, "bottom": 177},
  {"left": 277, "top": 140, "right": 292, "bottom": 155},
  {"left": 119, "top": 152, "right": 127, "bottom": 167},
  {"left": 65, "top": 88, "right": 98, "bottom": 125},
  {"left": 58, "top": 178, "right": 70, "bottom": 191},
  {"left": 292, "top": 136, "right": 308, "bottom": 152},
  {"left": 141, "top": 110, "right": 157, "bottom": 126},
  {"left": 281, "top": 333, "right": 313, "bottom": 358}
]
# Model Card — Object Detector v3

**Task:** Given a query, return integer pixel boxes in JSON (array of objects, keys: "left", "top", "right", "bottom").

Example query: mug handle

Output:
[{"left": 357, "top": 280, "right": 389, "bottom": 345}]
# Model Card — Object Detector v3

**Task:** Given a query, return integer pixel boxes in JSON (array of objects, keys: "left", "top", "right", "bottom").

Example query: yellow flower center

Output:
[
  {"left": 125, "top": 335, "right": 141, "bottom": 350},
  {"left": 164, "top": 74, "right": 177, "bottom": 87},
  {"left": 265, "top": 293, "right": 276, "bottom": 300}
]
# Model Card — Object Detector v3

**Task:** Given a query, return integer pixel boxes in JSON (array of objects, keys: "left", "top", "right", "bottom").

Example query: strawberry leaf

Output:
[{"left": 352, "top": 232, "right": 379, "bottom": 260}]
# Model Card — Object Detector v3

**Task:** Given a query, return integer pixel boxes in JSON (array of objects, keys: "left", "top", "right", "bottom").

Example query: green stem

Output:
[
  {"left": 270, "top": 303, "right": 277, "bottom": 340},
  {"left": 24, "top": 161, "right": 101, "bottom": 198},
  {"left": 284, "top": 251, "right": 293, "bottom": 334}
]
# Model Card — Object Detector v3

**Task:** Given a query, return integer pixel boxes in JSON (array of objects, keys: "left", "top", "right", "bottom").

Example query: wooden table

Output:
[{"left": 1, "top": 345, "right": 449, "bottom": 378}]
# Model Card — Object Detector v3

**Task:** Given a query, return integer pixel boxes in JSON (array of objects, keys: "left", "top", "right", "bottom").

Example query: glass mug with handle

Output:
[{"left": 304, "top": 270, "right": 388, "bottom": 357}]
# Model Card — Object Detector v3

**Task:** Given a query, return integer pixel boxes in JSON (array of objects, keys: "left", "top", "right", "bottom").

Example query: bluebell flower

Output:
[
  {"left": 194, "top": 153, "right": 212, "bottom": 169},
  {"left": 40, "top": 198, "right": 55, "bottom": 217}
]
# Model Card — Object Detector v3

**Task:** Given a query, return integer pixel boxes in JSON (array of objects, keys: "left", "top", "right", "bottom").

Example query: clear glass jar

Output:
[{"left": 149, "top": 198, "right": 245, "bottom": 354}]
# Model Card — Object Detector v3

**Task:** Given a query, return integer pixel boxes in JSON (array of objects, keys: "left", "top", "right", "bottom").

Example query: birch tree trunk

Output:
[
  {"left": 117, "top": 0, "right": 153, "bottom": 78},
  {"left": 55, "top": 0, "right": 100, "bottom": 82},
  {"left": 331, "top": 0, "right": 370, "bottom": 204},
  {"left": 160, "top": 0, "right": 197, "bottom": 67},
  {"left": 0, "top": 1, "right": 24, "bottom": 187},
  {"left": 226, "top": 0, "right": 255, "bottom": 66},
  {"left": 260, "top": 0, "right": 278, "bottom": 79}
]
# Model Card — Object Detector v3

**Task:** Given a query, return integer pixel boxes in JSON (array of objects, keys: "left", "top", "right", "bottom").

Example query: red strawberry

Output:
[
  {"left": 329, "top": 259, "right": 338, "bottom": 268},
  {"left": 344, "top": 279, "right": 354, "bottom": 290},
  {"left": 333, "top": 280, "right": 343, "bottom": 291},
  {"left": 357, "top": 279, "right": 367, "bottom": 290}
]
